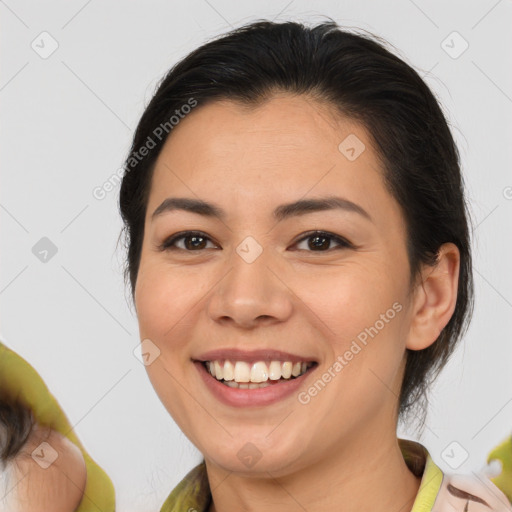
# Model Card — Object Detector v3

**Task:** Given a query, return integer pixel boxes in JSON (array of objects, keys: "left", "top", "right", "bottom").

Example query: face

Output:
[{"left": 134, "top": 93, "right": 416, "bottom": 476}]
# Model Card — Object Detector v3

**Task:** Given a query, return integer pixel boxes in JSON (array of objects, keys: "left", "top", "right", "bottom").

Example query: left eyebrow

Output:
[{"left": 151, "top": 195, "right": 372, "bottom": 223}]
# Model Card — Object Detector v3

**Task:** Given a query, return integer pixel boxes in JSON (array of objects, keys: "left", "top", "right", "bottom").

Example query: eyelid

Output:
[
  {"left": 292, "top": 230, "right": 355, "bottom": 251},
  {"left": 158, "top": 230, "right": 219, "bottom": 251},
  {"left": 159, "top": 229, "right": 355, "bottom": 252}
]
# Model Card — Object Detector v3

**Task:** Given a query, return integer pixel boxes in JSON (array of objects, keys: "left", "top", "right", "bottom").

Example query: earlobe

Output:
[{"left": 406, "top": 243, "right": 460, "bottom": 351}]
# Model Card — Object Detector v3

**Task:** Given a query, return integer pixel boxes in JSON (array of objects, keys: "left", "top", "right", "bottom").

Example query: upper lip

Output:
[{"left": 194, "top": 348, "right": 318, "bottom": 364}]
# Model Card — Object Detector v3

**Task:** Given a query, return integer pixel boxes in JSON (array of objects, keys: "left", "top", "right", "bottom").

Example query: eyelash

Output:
[{"left": 158, "top": 230, "right": 354, "bottom": 253}]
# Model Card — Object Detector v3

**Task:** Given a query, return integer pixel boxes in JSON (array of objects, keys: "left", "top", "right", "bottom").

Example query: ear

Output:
[{"left": 406, "top": 242, "right": 460, "bottom": 351}]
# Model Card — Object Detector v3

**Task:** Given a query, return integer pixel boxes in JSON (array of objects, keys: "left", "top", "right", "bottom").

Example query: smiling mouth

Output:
[{"left": 202, "top": 360, "right": 317, "bottom": 389}]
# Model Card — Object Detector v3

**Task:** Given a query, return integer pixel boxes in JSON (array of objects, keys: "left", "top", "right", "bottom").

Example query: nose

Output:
[{"left": 206, "top": 246, "right": 293, "bottom": 330}]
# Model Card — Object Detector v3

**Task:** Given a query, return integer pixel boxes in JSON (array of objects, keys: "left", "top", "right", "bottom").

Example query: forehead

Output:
[
  {"left": 157, "top": 94, "right": 369, "bottom": 165},
  {"left": 147, "top": 94, "right": 392, "bottom": 221}
]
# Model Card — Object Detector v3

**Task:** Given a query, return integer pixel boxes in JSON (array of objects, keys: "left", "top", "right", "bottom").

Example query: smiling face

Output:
[{"left": 134, "top": 93, "right": 418, "bottom": 475}]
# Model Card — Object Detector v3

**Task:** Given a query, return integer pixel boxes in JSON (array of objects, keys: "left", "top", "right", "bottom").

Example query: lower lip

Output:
[{"left": 194, "top": 361, "right": 316, "bottom": 407}]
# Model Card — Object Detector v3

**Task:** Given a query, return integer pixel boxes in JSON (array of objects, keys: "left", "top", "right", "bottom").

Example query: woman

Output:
[{"left": 118, "top": 19, "right": 511, "bottom": 512}]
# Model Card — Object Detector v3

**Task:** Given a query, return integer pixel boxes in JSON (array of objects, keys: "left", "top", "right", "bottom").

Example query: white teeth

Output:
[
  {"left": 223, "top": 360, "right": 234, "bottom": 381},
  {"left": 281, "top": 362, "right": 292, "bottom": 379},
  {"left": 223, "top": 380, "right": 271, "bottom": 390},
  {"left": 250, "top": 361, "right": 268, "bottom": 383},
  {"left": 268, "top": 361, "right": 282, "bottom": 380},
  {"left": 222, "top": 380, "right": 270, "bottom": 389},
  {"left": 234, "top": 361, "right": 251, "bottom": 383},
  {"left": 205, "top": 359, "right": 314, "bottom": 384},
  {"left": 214, "top": 361, "right": 224, "bottom": 380}
]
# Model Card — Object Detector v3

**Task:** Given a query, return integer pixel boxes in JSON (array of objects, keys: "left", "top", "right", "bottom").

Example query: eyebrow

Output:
[{"left": 151, "top": 196, "right": 372, "bottom": 222}]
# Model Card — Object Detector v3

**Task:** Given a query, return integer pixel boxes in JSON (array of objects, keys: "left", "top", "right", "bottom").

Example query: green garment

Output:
[
  {"left": 160, "top": 438, "right": 512, "bottom": 512},
  {"left": 0, "top": 340, "right": 115, "bottom": 512}
]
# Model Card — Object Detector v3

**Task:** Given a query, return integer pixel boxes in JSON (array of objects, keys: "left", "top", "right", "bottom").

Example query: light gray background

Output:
[{"left": 1, "top": 1, "right": 511, "bottom": 511}]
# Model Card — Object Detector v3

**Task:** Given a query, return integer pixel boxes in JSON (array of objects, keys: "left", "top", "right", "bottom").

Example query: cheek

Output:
[
  {"left": 135, "top": 263, "right": 201, "bottom": 427},
  {"left": 306, "top": 263, "right": 409, "bottom": 403},
  {"left": 300, "top": 262, "right": 406, "bottom": 342},
  {"left": 311, "top": 278, "right": 407, "bottom": 415},
  {"left": 135, "top": 261, "right": 198, "bottom": 342}
]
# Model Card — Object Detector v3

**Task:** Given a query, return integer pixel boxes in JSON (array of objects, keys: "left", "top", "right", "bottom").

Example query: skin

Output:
[
  {"left": 5, "top": 424, "right": 87, "bottom": 512},
  {"left": 134, "top": 93, "right": 460, "bottom": 512}
]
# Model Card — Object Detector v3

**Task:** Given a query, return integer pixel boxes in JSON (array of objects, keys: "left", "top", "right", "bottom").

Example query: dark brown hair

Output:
[
  {"left": 117, "top": 19, "right": 474, "bottom": 431},
  {"left": 0, "top": 398, "right": 35, "bottom": 463}
]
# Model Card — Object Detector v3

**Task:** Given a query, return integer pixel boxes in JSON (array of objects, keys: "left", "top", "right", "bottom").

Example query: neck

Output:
[{"left": 205, "top": 430, "right": 422, "bottom": 512}]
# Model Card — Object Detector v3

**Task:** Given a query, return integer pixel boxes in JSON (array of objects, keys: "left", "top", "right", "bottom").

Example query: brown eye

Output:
[
  {"left": 293, "top": 231, "right": 353, "bottom": 252},
  {"left": 160, "top": 231, "right": 218, "bottom": 251},
  {"left": 159, "top": 230, "right": 353, "bottom": 253}
]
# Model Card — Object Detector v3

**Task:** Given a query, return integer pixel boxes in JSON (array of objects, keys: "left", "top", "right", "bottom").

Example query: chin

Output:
[{"left": 201, "top": 434, "right": 306, "bottom": 476}]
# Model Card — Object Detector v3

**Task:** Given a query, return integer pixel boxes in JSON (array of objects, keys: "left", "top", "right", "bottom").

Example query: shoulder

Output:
[{"left": 8, "top": 424, "right": 87, "bottom": 512}]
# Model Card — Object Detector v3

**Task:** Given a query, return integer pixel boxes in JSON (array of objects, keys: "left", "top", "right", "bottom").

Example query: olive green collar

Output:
[{"left": 160, "top": 438, "right": 443, "bottom": 512}]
